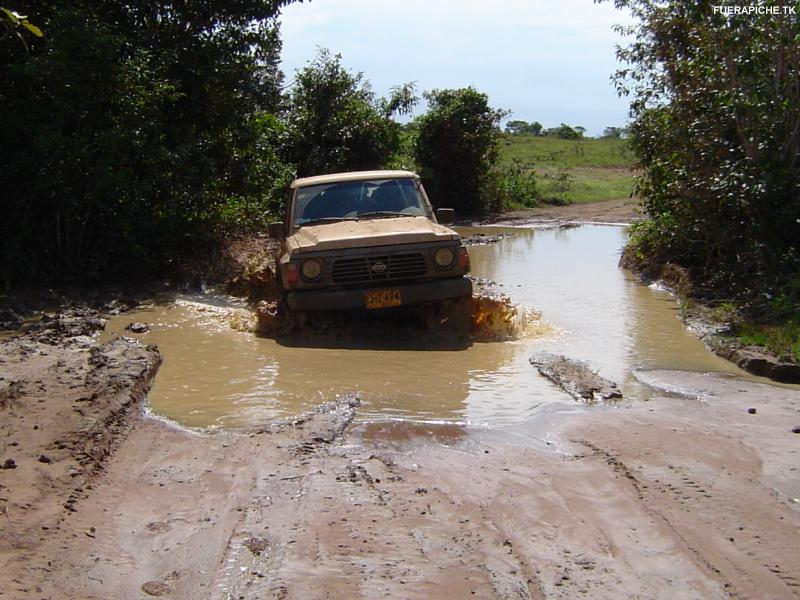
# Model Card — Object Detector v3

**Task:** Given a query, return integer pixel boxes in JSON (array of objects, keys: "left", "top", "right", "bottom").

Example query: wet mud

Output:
[
  {"left": 3, "top": 321, "right": 799, "bottom": 599},
  {"left": 4, "top": 219, "right": 800, "bottom": 598},
  {"left": 530, "top": 353, "right": 623, "bottom": 402},
  {"left": 0, "top": 308, "right": 161, "bottom": 598}
]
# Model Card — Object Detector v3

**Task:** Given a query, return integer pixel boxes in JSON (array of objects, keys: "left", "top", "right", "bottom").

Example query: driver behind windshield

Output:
[{"left": 295, "top": 178, "right": 427, "bottom": 226}]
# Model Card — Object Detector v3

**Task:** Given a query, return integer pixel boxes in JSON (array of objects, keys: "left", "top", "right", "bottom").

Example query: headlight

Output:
[
  {"left": 434, "top": 247, "right": 455, "bottom": 269},
  {"left": 301, "top": 259, "right": 322, "bottom": 280}
]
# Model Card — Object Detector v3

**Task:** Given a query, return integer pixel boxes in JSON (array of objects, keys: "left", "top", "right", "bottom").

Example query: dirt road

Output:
[
  {"left": 2, "top": 303, "right": 799, "bottom": 599},
  {"left": 484, "top": 197, "right": 640, "bottom": 226}
]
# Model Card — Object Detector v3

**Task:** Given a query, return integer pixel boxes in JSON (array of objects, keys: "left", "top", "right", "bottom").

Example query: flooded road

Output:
[
  {"left": 13, "top": 224, "right": 800, "bottom": 600},
  {"left": 104, "top": 225, "right": 742, "bottom": 429}
]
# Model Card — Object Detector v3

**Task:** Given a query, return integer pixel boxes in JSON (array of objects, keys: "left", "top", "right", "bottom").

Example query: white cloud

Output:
[{"left": 278, "top": 0, "right": 635, "bottom": 134}]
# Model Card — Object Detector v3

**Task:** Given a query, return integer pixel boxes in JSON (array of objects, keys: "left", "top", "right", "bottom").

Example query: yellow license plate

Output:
[{"left": 365, "top": 288, "right": 402, "bottom": 309}]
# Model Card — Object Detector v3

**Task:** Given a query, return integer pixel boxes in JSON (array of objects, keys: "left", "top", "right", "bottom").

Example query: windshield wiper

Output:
[
  {"left": 300, "top": 216, "right": 358, "bottom": 226},
  {"left": 357, "top": 211, "right": 416, "bottom": 219}
]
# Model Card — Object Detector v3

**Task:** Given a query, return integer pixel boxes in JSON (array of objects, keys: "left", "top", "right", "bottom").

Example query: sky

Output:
[{"left": 278, "top": 0, "right": 635, "bottom": 137}]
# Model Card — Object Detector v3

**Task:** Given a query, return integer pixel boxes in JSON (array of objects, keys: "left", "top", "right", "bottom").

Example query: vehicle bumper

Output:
[{"left": 286, "top": 277, "right": 472, "bottom": 311}]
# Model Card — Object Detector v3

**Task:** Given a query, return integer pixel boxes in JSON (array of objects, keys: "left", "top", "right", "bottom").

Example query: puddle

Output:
[{"left": 103, "top": 225, "right": 743, "bottom": 429}]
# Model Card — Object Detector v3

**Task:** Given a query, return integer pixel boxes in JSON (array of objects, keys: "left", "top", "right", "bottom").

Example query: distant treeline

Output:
[
  {"left": 504, "top": 121, "right": 629, "bottom": 140},
  {"left": 1, "top": 2, "right": 527, "bottom": 284}
]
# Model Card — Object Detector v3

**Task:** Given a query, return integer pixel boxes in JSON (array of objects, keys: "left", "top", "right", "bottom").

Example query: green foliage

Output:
[
  {"left": 506, "top": 120, "right": 587, "bottom": 139},
  {"left": 1, "top": 6, "right": 43, "bottom": 50},
  {"left": 625, "top": 215, "right": 677, "bottom": 265},
  {"left": 493, "top": 161, "right": 539, "bottom": 210},
  {"left": 602, "top": 126, "right": 628, "bottom": 139},
  {"left": 735, "top": 315, "right": 800, "bottom": 361},
  {"left": 607, "top": 0, "right": 800, "bottom": 306},
  {"left": 384, "top": 122, "right": 420, "bottom": 171},
  {"left": 710, "top": 301, "right": 738, "bottom": 323},
  {"left": 219, "top": 113, "right": 295, "bottom": 229},
  {"left": 287, "top": 49, "right": 415, "bottom": 176},
  {"left": 505, "top": 120, "right": 542, "bottom": 136},
  {"left": 1, "top": 1, "right": 295, "bottom": 282},
  {"left": 539, "top": 169, "right": 575, "bottom": 205},
  {"left": 414, "top": 87, "right": 508, "bottom": 215},
  {"left": 543, "top": 123, "right": 584, "bottom": 139}
]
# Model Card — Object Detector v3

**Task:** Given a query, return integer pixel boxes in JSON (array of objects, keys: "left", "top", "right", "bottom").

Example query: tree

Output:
[
  {"left": 286, "top": 49, "right": 416, "bottom": 176},
  {"left": 602, "top": 126, "right": 627, "bottom": 139},
  {"left": 504, "top": 119, "right": 542, "bottom": 135},
  {"left": 543, "top": 123, "right": 584, "bottom": 139},
  {"left": 414, "top": 87, "right": 508, "bottom": 215},
  {"left": 607, "top": 0, "right": 800, "bottom": 305},
  {"left": 0, "top": 1, "right": 295, "bottom": 281}
]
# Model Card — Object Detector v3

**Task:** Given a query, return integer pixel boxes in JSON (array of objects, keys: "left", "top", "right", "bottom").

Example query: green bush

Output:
[
  {"left": 539, "top": 169, "right": 574, "bottom": 205},
  {"left": 414, "top": 87, "right": 507, "bottom": 215},
  {"left": 735, "top": 315, "right": 800, "bottom": 362},
  {"left": 493, "top": 161, "right": 539, "bottom": 210}
]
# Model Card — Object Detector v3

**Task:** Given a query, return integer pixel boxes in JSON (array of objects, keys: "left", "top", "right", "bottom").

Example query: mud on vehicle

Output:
[{"left": 269, "top": 170, "right": 472, "bottom": 312}]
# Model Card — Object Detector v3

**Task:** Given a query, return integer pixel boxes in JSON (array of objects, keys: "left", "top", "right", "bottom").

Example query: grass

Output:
[
  {"left": 539, "top": 166, "right": 635, "bottom": 204},
  {"left": 500, "top": 135, "right": 637, "bottom": 203},
  {"left": 735, "top": 315, "right": 800, "bottom": 362}
]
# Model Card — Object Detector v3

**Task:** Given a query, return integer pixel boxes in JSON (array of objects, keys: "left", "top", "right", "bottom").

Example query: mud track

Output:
[{"left": 2, "top": 306, "right": 800, "bottom": 598}]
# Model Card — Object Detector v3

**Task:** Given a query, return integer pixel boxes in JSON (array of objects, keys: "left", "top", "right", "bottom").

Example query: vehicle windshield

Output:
[{"left": 292, "top": 178, "right": 430, "bottom": 227}]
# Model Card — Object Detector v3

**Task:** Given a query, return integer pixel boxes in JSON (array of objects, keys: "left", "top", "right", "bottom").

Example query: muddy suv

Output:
[{"left": 269, "top": 170, "right": 472, "bottom": 311}]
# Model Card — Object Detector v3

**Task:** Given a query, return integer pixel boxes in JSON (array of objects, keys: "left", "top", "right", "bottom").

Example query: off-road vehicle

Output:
[{"left": 269, "top": 170, "right": 472, "bottom": 311}]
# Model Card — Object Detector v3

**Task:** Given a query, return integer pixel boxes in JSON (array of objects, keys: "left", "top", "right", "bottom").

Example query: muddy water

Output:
[{"left": 103, "top": 225, "right": 741, "bottom": 429}]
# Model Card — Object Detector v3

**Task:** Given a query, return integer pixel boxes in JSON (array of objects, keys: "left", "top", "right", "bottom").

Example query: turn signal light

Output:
[
  {"left": 286, "top": 263, "right": 299, "bottom": 287},
  {"left": 458, "top": 247, "right": 470, "bottom": 271}
]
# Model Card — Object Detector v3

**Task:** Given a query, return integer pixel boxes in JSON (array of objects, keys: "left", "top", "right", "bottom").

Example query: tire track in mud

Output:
[
  {"left": 208, "top": 396, "right": 361, "bottom": 600},
  {"left": 572, "top": 425, "right": 800, "bottom": 600},
  {"left": 0, "top": 327, "right": 161, "bottom": 599},
  {"left": 574, "top": 438, "right": 742, "bottom": 597},
  {"left": 7, "top": 306, "right": 800, "bottom": 600},
  {"left": 213, "top": 423, "right": 549, "bottom": 599},
  {"left": 474, "top": 505, "right": 543, "bottom": 600}
]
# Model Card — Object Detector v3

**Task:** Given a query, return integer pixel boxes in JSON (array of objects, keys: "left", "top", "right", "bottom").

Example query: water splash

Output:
[
  {"left": 228, "top": 307, "right": 259, "bottom": 333},
  {"left": 470, "top": 293, "right": 547, "bottom": 341},
  {"left": 242, "top": 291, "right": 547, "bottom": 343}
]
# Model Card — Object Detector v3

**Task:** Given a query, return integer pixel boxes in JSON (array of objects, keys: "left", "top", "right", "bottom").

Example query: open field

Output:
[{"left": 500, "top": 135, "right": 637, "bottom": 204}]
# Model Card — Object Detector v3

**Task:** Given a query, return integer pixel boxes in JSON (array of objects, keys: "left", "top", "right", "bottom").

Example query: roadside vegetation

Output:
[
  {"left": 0, "top": 3, "right": 535, "bottom": 285},
  {"left": 1, "top": 2, "right": 295, "bottom": 283},
  {"left": 1, "top": 2, "right": 640, "bottom": 288},
  {"left": 609, "top": 0, "right": 800, "bottom": 360}
]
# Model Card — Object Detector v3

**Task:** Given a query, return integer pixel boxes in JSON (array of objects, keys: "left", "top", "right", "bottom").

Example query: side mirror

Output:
[
  {"left": 436, "top": 208, "right": 455, "bottom": 224},
  {"left": 268, "top": 222, "right": 286, "bottom": 239}
]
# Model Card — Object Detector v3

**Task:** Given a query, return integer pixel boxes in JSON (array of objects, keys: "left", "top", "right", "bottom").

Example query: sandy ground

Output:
[{"left": 3, "top": 200, "right": 800, "bottom": 599}]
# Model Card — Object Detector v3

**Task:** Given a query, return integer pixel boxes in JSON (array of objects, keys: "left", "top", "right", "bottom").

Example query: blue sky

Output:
[{"left": 278, "top": 0, "right": 634, "bottom": 137}]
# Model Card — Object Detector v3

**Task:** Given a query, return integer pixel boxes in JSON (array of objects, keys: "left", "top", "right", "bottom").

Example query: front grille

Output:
[{"left": 332, "top": 253, "right": 427, "bottom": 285}]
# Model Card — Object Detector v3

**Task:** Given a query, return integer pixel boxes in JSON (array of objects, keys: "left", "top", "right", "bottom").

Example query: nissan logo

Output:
[{"left": 371, "top": 260, "right": 387, "bottom": 274}]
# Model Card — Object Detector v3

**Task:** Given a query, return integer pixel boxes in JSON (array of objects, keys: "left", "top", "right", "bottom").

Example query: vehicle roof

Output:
[{"left": 291, "top": 170, "right": 419, "bottom": 189}]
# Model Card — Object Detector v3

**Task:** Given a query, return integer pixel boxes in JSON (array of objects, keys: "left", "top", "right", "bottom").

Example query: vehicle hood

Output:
[{"left": 286, "top": 216, "right": 460, "bottom": 254}]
